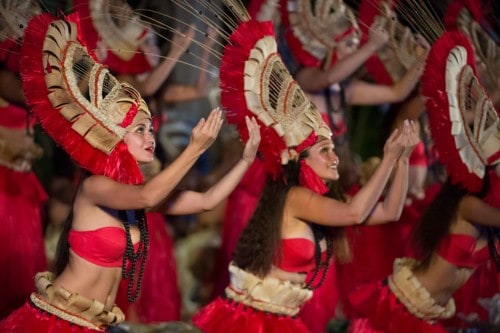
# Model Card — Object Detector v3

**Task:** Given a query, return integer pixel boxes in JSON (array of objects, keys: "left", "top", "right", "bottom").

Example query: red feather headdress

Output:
[
  {"left": 72, "top": 0, "right": 152, "bottom": 75},
  {"left": 357, "top": 0, "right": 420, "bottom": 85},
  {"left": 220, "top": 15, "right": 331, "bottom": 179},
  {"left": 443, "top": 0, "right": 499, "bottom": 94},
  {"left": 279, "top": 0, "right": 360, "bottom": 68},
  {"left": 422, "top": 31, "right": 499, "bottom": 192},
  {"left": 20, "top": 13, "right": 151, "bottom": 184}
]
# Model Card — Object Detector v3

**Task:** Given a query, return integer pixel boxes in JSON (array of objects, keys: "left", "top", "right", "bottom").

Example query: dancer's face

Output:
[
  {"left": 303, "top": 138, "right": 340, "bottom": 182},
  {"left": 124, "top": 119, "right": 156, "bottom": 164}
]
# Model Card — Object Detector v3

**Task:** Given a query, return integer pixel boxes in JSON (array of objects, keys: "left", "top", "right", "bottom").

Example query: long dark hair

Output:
[
  {"left": 232, "top": 161, "right": 298, "bottom": 277},
  {"left": 412, "top": 171, "right": 492, "bottom": 269},
  {"left": 54, "top": 171, "right": 88, "bottom": 276},
  {"left": 233, "top": 154, "right": 350, "bottom": 284}
]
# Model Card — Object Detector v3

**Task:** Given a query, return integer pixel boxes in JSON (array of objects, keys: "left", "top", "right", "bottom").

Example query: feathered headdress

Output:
[
  {"left": 357, "top": 0, "right": 421, "bottom": 84},
  {"left": 220, "top": 14, "right": 331, "bottom": 179},
  {"left": 422, "top": 31, "right": 499, "bottom": 192},
  {"left": 443, "top": 0, "right": 500, "bottom": 94},
  {"left": 279, "top": 0, "right": 360, "bottom": 68},
  {"left": 20, "top": 13, "right": 151, "bottom": 185},
  {"left": 72, "top": 0, "right": 153, "bottom": 74}
]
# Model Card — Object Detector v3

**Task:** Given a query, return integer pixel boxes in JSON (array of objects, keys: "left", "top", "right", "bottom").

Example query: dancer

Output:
[
  {"left": 0, "top": 12, "right": 260, "bottom": 332},
  {"left": 348, "top": 31, "right": 500, "bottom": 333},
  {"left": 279, "top": 1, "right": 429, "bottom": 330},
  {"left": 73, "top": 0, "right": 223, "bottom": 322},
  {"left": 188, "top": 2, "right": 419, "bottom": 332}
]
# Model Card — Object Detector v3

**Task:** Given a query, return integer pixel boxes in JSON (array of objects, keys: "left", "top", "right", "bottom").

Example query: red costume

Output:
[{"left": 0, "top": 103, "right": 47, "bottom": 319}]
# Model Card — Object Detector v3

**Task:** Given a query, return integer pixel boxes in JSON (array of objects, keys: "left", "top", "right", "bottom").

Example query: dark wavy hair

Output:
[
  {"left": 53, "top": 171, "right": 88, "bottom": 276},
  {"left": 412, "top": 169, "right": 493, "bottom": 269},
  {"left": 233, "top": 153, "right": 351, "bottom": 282}
]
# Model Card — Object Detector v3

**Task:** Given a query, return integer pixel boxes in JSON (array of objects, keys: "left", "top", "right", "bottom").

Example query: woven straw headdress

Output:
[
  {"left": 20, "top": 13, "right": 151, "bottom": 184},
  {"left": 443, "top": 0, "right": 500, "bottom": 96},
  {"left": 279, "top": 0, "right": 360, "bottom": 68},
  {"left": 73, "top": 0, "right": 153, "bottom": 74},
  {"left": 219, "top": 13, "right": 331, "bottom": 178},
  {"left": 357, "top": 0, "right": 422, "bottom": 84}
]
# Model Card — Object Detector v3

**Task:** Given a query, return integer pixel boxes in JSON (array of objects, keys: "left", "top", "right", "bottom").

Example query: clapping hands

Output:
[
  {"left": 399, "top": 119, "right": 420, "bottom": 160},
  {"left": 383, "top": 119, "right": 420, "bottom": 162}
]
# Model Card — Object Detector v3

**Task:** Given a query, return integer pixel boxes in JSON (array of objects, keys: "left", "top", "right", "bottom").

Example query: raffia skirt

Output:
[
  {"left": 0, "top": 272, "right": 125, "bottom": 332},
  {"left": 348, "top": 258, "right": 452, "bottom": 333},
  {"left": 193, "top": 263, "right": 313, "bottom": 333}
]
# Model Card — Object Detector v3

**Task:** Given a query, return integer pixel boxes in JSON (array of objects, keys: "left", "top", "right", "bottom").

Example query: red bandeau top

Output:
[
  {"left": 68, "top": 226, "right": 139, "bottom": 267},
  {"left": 274, "top": 238, "right": 316, "bottom": 273},
  {"left": 437, "top": 234, "right": 490, "bottom": 269}
]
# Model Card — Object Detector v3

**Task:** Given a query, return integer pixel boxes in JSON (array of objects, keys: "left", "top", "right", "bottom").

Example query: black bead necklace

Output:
[{"left": 120, "top": 209, "right": 149, "bottom": 302}]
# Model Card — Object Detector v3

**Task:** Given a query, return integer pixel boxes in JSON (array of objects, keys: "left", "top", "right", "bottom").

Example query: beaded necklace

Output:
[
  {"left": 305, "top": 223, "right": 334, "bottom": 290},
  {"left": 118, "top": 209, "right": 149, "bottom": 302}
]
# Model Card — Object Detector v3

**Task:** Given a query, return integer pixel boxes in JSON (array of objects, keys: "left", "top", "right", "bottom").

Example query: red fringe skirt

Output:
[
  {"left": 193, "top": 297, "right": 311, "bottom": 333},
  {"left": 348, "top": 280, "right": 447, "bottom": 333},
  {"left": 0, "top": 301, "right": 103, "bottom": 332}
]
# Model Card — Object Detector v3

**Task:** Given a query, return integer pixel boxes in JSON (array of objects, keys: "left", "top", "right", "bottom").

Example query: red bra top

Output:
[
  {"left": 274, "top": 238, "right": 316, "bottom": 273},
  {"left": 68, "top": 226, "right": 139, "bottom": 267},
  {"left": 437, "top": 234, "right": 490, "bottom": 269}
]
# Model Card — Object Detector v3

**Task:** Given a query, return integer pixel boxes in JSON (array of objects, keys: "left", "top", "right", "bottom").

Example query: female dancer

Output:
[
  {"left": 279, "top": 2, "right": 429, "bottom": 330},
  {"left": 190, "top": 2, "right": 420, "bottom": 331},
  {"left": 0, "top": 12, "right": 260, "bottom": 332},
  {"left": 348, "top": 31, "right": 500, "bottom": 333},
  {"left": 70, "top": 0, "right": 219, "bottom": 322}
]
